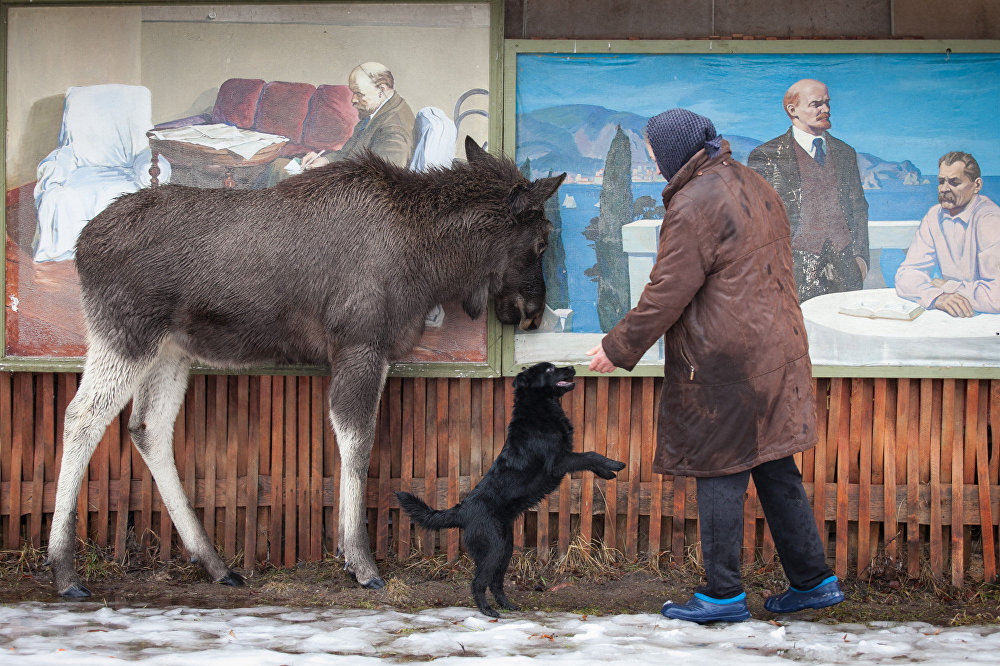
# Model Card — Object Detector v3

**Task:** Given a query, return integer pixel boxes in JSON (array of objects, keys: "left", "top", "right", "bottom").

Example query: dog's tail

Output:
[{"left": 395, "top": 492, "right": 463, "bottom": 530}]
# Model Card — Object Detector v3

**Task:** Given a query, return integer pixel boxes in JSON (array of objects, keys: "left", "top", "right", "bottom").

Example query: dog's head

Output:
[{"left": 512, "top": 362, "right": 576, "bottom": 396}]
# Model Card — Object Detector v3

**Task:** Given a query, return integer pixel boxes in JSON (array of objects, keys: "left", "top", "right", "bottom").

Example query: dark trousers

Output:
[{"left": 695, "top": 455, "right": 833, "bottom": 599}]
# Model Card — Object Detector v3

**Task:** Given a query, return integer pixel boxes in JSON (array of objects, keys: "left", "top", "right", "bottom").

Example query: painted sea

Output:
[{"left": 556, "top": 176, "right": 1000, "bottom": 334}]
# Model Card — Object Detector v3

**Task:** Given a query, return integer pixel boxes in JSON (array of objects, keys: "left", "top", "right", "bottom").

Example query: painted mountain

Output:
[{"left": 517, "top": 104, "right": 925, "bottom": 188}]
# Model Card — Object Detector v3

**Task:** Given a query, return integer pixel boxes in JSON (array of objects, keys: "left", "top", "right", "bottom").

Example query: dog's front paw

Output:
[{"left": 596, "top": 459, "right": 626, "bottom": 479}]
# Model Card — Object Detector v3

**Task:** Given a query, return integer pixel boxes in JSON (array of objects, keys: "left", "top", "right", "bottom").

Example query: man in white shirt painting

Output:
[{"left": 894, "top": 151, "right": 1000, "bottom": 316}]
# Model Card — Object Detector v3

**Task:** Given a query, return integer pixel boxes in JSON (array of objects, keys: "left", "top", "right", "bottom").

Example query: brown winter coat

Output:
[{"left": 601, "top": 141, "right": 816, "bottom": 477}]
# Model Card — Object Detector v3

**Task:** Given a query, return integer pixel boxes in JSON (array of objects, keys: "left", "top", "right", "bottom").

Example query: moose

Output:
[{"left": 47, "top": 137, "right": 566, "bottom": 597}]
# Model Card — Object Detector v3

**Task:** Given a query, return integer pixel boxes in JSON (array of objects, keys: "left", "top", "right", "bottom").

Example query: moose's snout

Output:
[{"left": 515, "top": 295, "right": 545, "bottom": 331}]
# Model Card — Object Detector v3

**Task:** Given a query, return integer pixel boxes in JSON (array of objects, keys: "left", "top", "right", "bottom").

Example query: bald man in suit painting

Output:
[{"left": 747, "top": 79, "right": 870, "bottom": 302}]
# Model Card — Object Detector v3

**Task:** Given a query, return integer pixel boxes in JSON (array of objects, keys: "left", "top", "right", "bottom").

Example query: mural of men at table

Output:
[
  {"left": 747, "top": 78, "right": 870, "bottom": 303},
  {"left": 894, "top": 151, "right": 1000, "bottom": 316}
]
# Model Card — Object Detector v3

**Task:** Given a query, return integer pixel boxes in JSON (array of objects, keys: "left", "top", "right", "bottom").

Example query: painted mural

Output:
[
  {"left": 511, "top": 49, "right": 1000, "bottom": 372},
  {"left": 3, "top": 2, "right": 492, "bottom": 367}
]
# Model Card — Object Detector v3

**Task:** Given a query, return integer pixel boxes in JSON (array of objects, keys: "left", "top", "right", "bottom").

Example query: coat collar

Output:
[{"left": 661, "top": 139, "right": 733, "bottom": 207}]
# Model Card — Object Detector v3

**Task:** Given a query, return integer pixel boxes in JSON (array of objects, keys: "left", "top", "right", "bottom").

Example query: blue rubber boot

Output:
[
  {"left": 661, "top": 592, "right": 751, "bottom": 624},
  {"left": 764, "top": 576, "right": 845, "bottom": 613}
]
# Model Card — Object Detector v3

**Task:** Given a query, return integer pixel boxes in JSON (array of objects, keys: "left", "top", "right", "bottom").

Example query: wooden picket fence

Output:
[{"left": 0, "top": 371, "right": 997, "bottom": 586}]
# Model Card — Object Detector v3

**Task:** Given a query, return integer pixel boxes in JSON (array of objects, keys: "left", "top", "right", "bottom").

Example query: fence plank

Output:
[
  {"left": 856, "top": 378, "right": 873, "bottom": 576},
  {"left": 901, "top": 379, "right": 919, "bottom": 579},
  {"left": 245, "top": 377, "right": 261, "bottom": 569},
  {"left": 813, "top": 379, "right": 829, "bottom": 553},
  {"left": 269, "top": 376, "right": 285, "bottom": 566},
  {"left": 399, "top": 378, "right": 414, "bottom": 559},
  {"left": 951, "top": 380, "right": 965, "bottom": 586},
  {"left": 225, "top": 377, "right": 241, "bottom": 562},
  {"left": 881, "top": 380, "right": 898, "bottom": 562},
  {"left": 641, "top": 378, "right": 659, "bottom": 560},
  {"left": 581, "top": 378, "right": 596, "bottom": 551},
  {"left": 973, "top": 380, "right": 995, "bottom": 582},
  {"left": 626, "top": 380, "right": 642, "bottom": 560},
  {"left": 31, "top": 374, "right": 53, "bottom": 548},
  {"left": 831, "top": 378, "right": 849, "bottom": 577},
  {"left": 446, "top": 379, "right": 461, "bottom": 561},
  {"left": 423, "top": 379, "right": 438, "bottom": 556},
  {"left": 928, "top": 379, "right": 944, "bottom": 579},
  {"left": 0, "top": 374, "right": 11, "bottom": 546}
]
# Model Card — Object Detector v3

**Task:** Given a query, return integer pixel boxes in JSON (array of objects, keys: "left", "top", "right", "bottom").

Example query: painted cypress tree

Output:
[
  {"left": 520, "top": 159, "right": 569, "bottom": 311},
  {"left": 588, "top": 126, "right": 633, "bottom": 332}
]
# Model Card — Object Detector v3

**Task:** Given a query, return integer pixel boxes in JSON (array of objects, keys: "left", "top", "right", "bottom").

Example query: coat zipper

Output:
[{"left": 677, "top": 337, "right": 696, "bottom": 381}]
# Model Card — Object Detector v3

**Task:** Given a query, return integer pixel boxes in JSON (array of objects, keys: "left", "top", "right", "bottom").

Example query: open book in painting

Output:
[{"left": 838, "top": 295, "right": 924, "bottom": 320}]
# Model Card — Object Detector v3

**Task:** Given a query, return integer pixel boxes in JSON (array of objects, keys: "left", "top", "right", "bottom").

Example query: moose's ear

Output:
[
  {"left": 509, "top": 182, "right": 533, "bottom": 217},
  {"left": 531, "top": 173, "right": 567, "bottom": 204},
  {"left": 465, "top": 136, "right": 488, "bottom": 162}
]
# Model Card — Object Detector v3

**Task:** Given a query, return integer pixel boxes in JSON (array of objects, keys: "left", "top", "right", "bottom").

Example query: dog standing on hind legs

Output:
[{"left": 397, "top": 362, "right": 626, "bottom": 618}]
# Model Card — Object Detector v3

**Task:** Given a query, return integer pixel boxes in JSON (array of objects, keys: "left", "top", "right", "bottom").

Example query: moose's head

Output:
[{"left": 463, "top": 137, "right": 566, "bottom": 331}]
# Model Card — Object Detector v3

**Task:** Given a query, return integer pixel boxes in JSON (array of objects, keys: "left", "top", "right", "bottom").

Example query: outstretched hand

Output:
[{"left": 586, "top": 344, "right": 618, "bottom": 373}]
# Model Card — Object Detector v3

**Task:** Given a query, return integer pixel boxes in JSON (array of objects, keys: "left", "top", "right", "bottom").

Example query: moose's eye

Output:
[{"left": 535, "top": 239, "right": 548, "bottom": 255}]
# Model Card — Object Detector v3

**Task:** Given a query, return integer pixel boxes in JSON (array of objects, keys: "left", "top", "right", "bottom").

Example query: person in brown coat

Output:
[{"left": 587, "top": 108, "right": 843, "bottom": 623}]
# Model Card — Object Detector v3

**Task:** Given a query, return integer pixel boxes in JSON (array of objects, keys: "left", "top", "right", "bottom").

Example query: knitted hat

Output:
[{"left": 645, "top": 109, "right": 723, "bottom": 181}]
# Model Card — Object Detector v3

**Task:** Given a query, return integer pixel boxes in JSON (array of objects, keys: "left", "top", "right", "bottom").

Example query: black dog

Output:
[{"left": 396, "top": 362, "right": 626, "bottom": 617}]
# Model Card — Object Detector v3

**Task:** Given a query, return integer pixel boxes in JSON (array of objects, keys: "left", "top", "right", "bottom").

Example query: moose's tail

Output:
[{"left": 395, "top": 492, "right": 463, "bottom": 530}]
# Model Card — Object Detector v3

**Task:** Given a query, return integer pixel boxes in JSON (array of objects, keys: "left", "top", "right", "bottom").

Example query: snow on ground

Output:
[{"left": 2, "top": 602, "right": 999, "bottom": 665}]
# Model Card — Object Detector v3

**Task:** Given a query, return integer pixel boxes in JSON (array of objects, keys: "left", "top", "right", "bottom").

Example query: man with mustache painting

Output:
[
  {"left": 748, "top": 79, "right": 870, "bottom": 302},
  {"left": 894, "top": 151, "right": 1000, "bottom": 316}
]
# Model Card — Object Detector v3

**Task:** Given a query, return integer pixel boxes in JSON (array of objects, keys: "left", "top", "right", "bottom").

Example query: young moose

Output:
[
  {"left": 397, "top": 362, "right": 626, "bottom": 617},
  {"left": 47, "top": 138, "right": 565, "bottom": 597}
]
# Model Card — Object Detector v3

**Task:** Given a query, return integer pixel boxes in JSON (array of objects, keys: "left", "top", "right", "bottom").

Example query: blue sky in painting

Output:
[{"left": 515, "top": 52, "right": 1000, "bottom": 175}]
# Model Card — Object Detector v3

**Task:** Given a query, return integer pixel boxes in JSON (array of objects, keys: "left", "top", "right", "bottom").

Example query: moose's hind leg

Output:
[
  {"left": 48, "top": 338, "right": 152, "bottom": 598},
  {"left": 128, "top": 340, "right": 241, "bottom": 586},
  {"left": 329, "top": 345, "right": 389, "bottom": 589}
]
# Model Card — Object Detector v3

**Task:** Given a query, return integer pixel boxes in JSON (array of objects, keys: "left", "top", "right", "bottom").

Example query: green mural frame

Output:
[{"left": 0, "top": 0, "right": 505, "bottom": 378}]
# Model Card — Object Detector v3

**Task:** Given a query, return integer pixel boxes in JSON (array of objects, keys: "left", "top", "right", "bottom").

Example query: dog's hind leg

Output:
[
  {"left": 328, "top": 344, "right": 389, "bottom": 589},
  {"left": 490, "top": 524, "right": 519, "bottom": 612},
  {"left": 464, "top": 523, "right": 503, "bottom": 618},
  {"left": 48, "top": 337, "right": 154, "bottom": 597},
  {"left": 127, "top": 339, "right": 240, "bottom": 586}
]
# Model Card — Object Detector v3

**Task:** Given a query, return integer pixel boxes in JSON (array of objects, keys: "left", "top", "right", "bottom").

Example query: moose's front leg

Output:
[{"left": 328, "top": 345, "right": 389, "bottom": 589}]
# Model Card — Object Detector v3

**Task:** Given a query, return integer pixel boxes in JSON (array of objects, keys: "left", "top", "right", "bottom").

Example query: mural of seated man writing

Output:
[
  {"left": 266, "top": 61, "right": 415, "bottom": 185},
  {"left": 894, "top": 151, "right": 1000, "bottom": 317}
]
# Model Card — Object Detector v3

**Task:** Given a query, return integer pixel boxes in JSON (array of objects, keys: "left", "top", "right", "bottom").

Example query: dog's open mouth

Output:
[{"left": 556, "top": 380, "right": 575, "bottom": 389}]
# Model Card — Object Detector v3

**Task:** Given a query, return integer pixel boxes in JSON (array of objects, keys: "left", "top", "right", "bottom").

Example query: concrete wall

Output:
[{"left": 504, "top": 0, "right": 999, "bottom": 39}]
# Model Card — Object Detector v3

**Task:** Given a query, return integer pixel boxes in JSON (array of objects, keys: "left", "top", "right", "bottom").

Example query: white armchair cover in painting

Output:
[
  {"left": 32, "top": 84, "right": 170, "bottom": 262},
  {"left": 409, "top": 106, "right": 457, "bottom": 172}
]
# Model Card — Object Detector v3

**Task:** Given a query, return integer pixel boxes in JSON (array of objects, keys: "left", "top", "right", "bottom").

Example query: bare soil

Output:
[{"left": 2, "top": 545, "right": 999, "bottom": 627}]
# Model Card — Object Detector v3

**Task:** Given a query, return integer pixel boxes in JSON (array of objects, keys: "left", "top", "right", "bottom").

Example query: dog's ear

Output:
[{"left": 513, "top": 371, "right": 528, "bottom": 389}]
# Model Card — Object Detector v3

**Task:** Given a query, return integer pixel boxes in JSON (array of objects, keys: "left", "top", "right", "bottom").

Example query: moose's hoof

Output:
[
  {"left": 361, "top": 577, "right": 387, "bottom": 590},
  {"left": 60, "top": 583, "right": 92, "bottom": 599},
  {"left": 217, "top": 571, "right": 246, "bottom": 587}
]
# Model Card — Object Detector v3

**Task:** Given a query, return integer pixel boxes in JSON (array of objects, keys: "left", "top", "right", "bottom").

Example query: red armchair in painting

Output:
[{"left": 156, "top": 78, "right": 359, "bottom": 159}]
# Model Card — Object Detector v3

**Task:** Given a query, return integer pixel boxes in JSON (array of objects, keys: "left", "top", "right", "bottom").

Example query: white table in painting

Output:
[{"left": 801, "top": 288, "right": 1000, "bottom": 368}]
